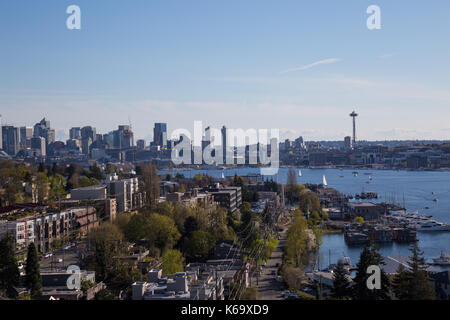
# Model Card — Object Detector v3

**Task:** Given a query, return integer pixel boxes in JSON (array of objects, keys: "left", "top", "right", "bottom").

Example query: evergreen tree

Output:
[
  {"left": 392, "top": 264, "right": 410, "bottom": 300},
  {"left": 25, "top": 243, "right": 42, "bottom": 297},
  {"left": 406, "top": 243, "right": 435, "bottom": 300},
  {"left": 331, "top": 262, "right": 352, "bottom": 299},
  {"left": 0, "top": 236, "right": 20, "bottom": 298},
  {"left": 353, "top": 242, "right": 390, "bottom": 300}
]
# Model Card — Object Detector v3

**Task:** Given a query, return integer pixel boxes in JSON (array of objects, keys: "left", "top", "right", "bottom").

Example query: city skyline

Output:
[{"left": 2, "top": 1, "right": 450, "bottom": 141}]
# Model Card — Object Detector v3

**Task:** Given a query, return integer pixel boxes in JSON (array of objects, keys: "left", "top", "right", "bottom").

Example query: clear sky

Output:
[{"left": 1, "top": 0, "right": 450, "bottom": 142}]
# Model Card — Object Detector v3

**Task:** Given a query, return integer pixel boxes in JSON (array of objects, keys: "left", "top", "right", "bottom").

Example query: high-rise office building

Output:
[
  {"left": 113, "top": 125, "right": 134, "bottom": 149},
  {"left": 20, "top": 126, "right": 33, "bottom": 149},
  {"left": 33, "top": 118, "right": 55, "bottom": 146},
  {"left": 221, "top": 125, "right": 227, "bottom": 164},
  {"left": 81, "top": 126, "right": 96, "bottom": 142},
  {"left": 153, "top": 123, "right": 167, "bottom": 148},
  {"left": 69, "top": 127, "right": 81, "bottom": 140},
  {"left": 136, "top": 139, "right": 146, "bottom": 150},
  {"left": 2, "top": 126, "right": 20, "bottom": 156},
  {"left": 344, "top": 136, "right": 352, "bottom": 150},
  {"left": 31, "top": 136, "right": 46, "bottom": 157}
]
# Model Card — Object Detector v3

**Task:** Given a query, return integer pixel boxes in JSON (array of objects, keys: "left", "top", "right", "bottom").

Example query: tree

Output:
[
  {"left": 35, "top": 172, "right": 49, "bottom": 203},
  {"left": 392, "top": 264, "right": 410, "bottom": 300},
  {"left": 79, "top": 176, "right": 100, "bottom": 188},
  {"left": 183, "top": 216, "right": 199, "bottom": 238},
  {"left": 353, "top": 242, "right": 390, "bottom": 300},
  {"left": 87, "top": 163, "right": 105, "bottom": 181},
  {"left": 355, "top": 216, "right": 364, "bottom": 224},
  {"left": 285, "top": 210, "right": 309, "bottom": 267},
  {"left": 140, "top": 163, "right": 160, "bottom": 209},
  {"left": 241, "top": 287, "right": 259, "bottom": 300},
  {"left": 25, "top": 243, "right": 42, "bottom": 297},
  {"left": 287, "top": 167, "right": 297, "bottom": 186},
  {"left": 85, "top": 223, "right": 125, "bottom": 282},
  {"left": 145, "top": 214, "right": 181, "bottom": 252},
  {"left": 393, "top": 243, "right": 435, "bottom": 300},
  {"left": 183, "top": 230, "right": 215, "bottom": 261},
  {"left": 331, "top": 262, "right": 352, "bottom": 299},
  {"left": 161, "top": 249, "right": 184, "bottom": 275},
  {"left": 95, "top": 288, "right": 117, "bottom": 300},
  {"left": 0, "top": 236, "right": 20, "bottom": 298}
]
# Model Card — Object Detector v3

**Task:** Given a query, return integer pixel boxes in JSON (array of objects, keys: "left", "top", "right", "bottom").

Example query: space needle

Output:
[{"left": 349, "top": 111, "right": 358, "bottom": 149}]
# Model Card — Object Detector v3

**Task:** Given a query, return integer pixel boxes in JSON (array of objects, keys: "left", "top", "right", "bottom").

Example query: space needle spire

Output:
[{"left": 349, "top": 110, "right": 358, "bottom": 149}]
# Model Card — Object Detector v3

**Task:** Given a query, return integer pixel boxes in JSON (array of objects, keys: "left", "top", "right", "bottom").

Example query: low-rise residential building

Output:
[
  {"left": 200, "top": 184, "right": 242, "bottom": 212},
  {"left": 0, "top": 207, "right": 98, "bottom": 252},
  {"left": 132, "top": 268, "right": 223, "bottom": 300},
  {"left": 70, "top": 185, "right": 107, "bottom": 201}
]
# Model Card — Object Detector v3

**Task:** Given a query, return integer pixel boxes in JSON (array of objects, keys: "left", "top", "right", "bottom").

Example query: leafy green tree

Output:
[
  {"left": 241, "top": 287, "right": 259, "bottom": 300},
  {"left": 87, "top": 164, "right": 105, "bottom": 181},
  {"left": 183, "top": 230, "right": 215, "bottom": 261},
  {"left": 84, "top": 223, "right": 125, "bottom": 282},
  {"left": 145, "top": 214, "right": 181, "bottom": 252},
  {"left": 0, "top": 236, "right": 20, "bottom": 298},
  {"left": 161, "top": 249, "right": 184, "bottom": 275},
  {"left": 285, "top": 210, "right": 309, "bottom": 267},
  {"left": 331, "top": 262, "right": 352, "bottom": 299},
  {"left": 25, "top": 243, "right": 42, "bottom": 297},
  {"left": 140, "top": 163, "right": 160, "bottom": 209},
  {"left": 79, "top": 176, "right": 100, "bottom": 188},
  {"left": 183, "top": 216, "right": 199, "bottom": 238},
  {"left": 95, "top": 288, "right": 117, "bottom": 300}
]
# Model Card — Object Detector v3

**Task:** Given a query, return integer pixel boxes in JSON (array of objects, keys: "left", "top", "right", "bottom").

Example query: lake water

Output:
[{"left": 159, "top": 167, "right": 450, "bottom": 268}]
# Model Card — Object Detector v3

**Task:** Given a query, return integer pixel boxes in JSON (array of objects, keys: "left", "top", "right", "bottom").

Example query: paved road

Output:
[
  {"left": 39, "top": 243, "right": 83, "bottom": 272},
  {"left": 255, "top": 233, "right": 287, "bottom": 300}
]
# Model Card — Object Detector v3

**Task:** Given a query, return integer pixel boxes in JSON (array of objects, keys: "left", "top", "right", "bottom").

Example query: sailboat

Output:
[
  {"left": 298, "top": 169, "right": 302, "bottom": 177},
  {"left": 221, "top": 170, "right": 225, "bottom": 180},
  {"left": 322, "top": 175, "right": 328, "bottom": 187}
]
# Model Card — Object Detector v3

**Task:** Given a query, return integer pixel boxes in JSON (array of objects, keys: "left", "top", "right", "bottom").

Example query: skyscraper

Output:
[
  {"left": 221, "top": 125, "right": 227, "bottom": 164},
  {"left": 2, "top": 126, "right": 20, "bottom": 156},
  {"left": 31, "top": 136, "right": 46, "bottom": 157},
  {"left": 33, "top": 118, "right": 55, "bottom": 146},
  {"left": 113, "top": 125, "right": 134, "bottom": 149},
  {"left": 344, "top": 136, "right": 352, "bottom": 150},
  {"left": 20, "top": 126, "right": 33, "bottom": 149},
  {"left": 153, "top": 123, "right": 167, "bottom": 148},
  {"left": 69, "top": 127, "right": 81, "bottom": 140}
]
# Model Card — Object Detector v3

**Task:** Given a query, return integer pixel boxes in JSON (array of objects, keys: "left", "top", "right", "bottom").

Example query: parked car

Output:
[
  {"left": 281, "top": 291, "right": 291, "bottom": 298},
  {"left": 270, "top": 270, "right": 277, "bottom": 275}
]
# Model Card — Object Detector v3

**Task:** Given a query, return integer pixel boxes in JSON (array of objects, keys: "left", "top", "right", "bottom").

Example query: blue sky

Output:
[{"left": 1, "top": 0, "right": 450, "bottom": 142}]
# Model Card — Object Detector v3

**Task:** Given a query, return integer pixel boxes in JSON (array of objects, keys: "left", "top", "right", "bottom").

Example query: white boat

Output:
[
  {"left": 298, "top": 169, "right": 302, "bottom": 177},
  {"left": 410, "top": 220, "right": 450, "bottom": 232},
  {"left": 221, "top": 171, "right": 225, "bottom": 179},
  {"left": 432, "top": 251, "right": 450, "bottom": 266},
  {"left": 322, "top": 175, "right": 328, "bottom": 187}
]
